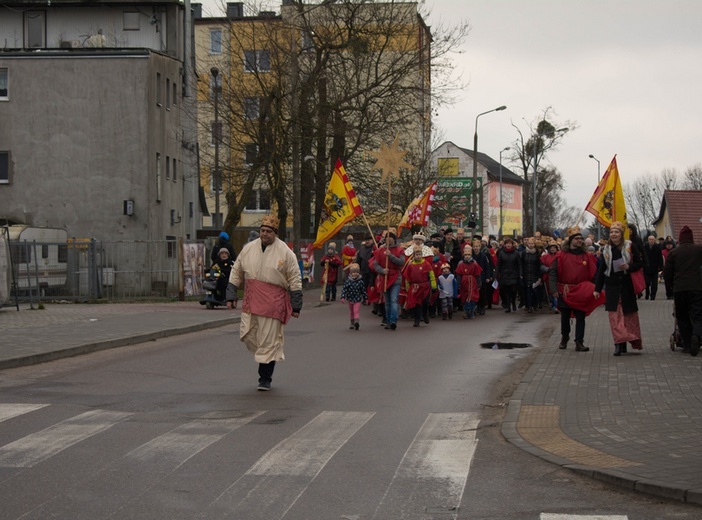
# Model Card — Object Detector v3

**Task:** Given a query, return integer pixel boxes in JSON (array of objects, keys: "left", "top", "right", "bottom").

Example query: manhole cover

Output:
[{"left": 480, "top": 342, "right": 532, "bottom": 350}]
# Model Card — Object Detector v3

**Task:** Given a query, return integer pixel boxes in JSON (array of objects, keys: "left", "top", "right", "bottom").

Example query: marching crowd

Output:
[{"left": 318, "top": 223, "right": 702, "bottom": 360}]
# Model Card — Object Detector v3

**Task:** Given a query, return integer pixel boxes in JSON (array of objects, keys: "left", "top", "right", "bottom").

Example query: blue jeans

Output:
[{"left": 384, "top": 283, "right": 401, "bottom": 324}]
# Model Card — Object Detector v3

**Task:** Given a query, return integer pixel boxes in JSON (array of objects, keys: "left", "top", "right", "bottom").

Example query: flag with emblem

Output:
[
  {"left": 585, "top": 156, "right": 627, "bottom": 233},
  {"left": 312, "top": 159, "right": 364, "bottom": 249},
  {"left": 397, "top": 182, "right": 438, "bottom": 233}
]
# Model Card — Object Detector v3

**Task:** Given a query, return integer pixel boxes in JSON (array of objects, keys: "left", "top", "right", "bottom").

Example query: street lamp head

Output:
[
  {"left": 588, "top": 154, "right": 595, "bottom": 159},
  {"left": 495, "top": 105, "right": 507, "bottom": 112},
  {"left": 210, "top": 66, "right": 219, "bottom": 77}
]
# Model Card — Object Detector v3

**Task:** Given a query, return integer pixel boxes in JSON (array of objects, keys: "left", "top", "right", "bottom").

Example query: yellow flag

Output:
[
  {"left": 312, "top": 159, "right": 364, "bottom": 249},
  {"left": 585, "top": 155, "right": 627, "bottom": 232}
]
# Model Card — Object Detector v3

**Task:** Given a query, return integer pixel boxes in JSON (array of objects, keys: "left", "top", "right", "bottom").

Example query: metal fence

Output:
[{"left": 6, "top": 238, "right": 207, "bottom": 303}]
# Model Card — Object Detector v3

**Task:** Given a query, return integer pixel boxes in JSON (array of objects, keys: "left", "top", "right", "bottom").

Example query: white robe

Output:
[{"left": 230, "top": 237, "right": 301, "bottom": 363}]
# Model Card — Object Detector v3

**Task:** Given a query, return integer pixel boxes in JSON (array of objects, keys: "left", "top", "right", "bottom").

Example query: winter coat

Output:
[
  {"left": 664, "top": 243, "right": 702, "bottom": 293},
  {"left": 520, "top": 248, "right": 542, "bottom": 286},
  {"left": 496, "top": 247, "right": 521, "bottom": 286},
  {"left": 594, "top": 240, "right": 643, "bottom": 314}
]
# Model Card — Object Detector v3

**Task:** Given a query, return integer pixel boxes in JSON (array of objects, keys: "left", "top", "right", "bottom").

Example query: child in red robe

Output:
[{"left": 455, "top": 245, "right": 483, "bottom": 319}]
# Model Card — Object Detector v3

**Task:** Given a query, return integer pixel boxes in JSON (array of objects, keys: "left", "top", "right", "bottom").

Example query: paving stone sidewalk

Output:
[{"left": 502, "top": 298, "right": 702, "bottom": 505}]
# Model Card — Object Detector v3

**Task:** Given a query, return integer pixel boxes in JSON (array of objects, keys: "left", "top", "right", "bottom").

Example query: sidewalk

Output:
[
  {"left": 502, "top": 298, "right": 702, "bottom": 505},
  {"left": 0, "top": 302, "right": 240, "bottom": 369},
  {"left": 1, "top": 298, "right": 701, "bottom": 505}
]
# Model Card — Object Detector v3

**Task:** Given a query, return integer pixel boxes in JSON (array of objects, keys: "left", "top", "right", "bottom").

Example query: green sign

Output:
[{"left": 435, "top": 178, "right": 483, "bottom": 230}]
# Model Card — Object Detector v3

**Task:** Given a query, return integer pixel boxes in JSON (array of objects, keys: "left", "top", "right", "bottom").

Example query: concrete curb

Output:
[{"left": 0, "top": 315, "right": 240, "bottom": 370}]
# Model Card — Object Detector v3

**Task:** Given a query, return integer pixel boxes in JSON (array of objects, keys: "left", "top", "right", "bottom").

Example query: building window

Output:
[
  {"left": 244, "top": 143, "right": 258, "bottom": 165},
  {"left": 123, "top": 12, "right": 140, "bottom": 31},
  {"left": 156, "top": 72, "right": 162, "bottom": 106},
  {"left": 156, "top": 153, "right": 162, "bottom": 202},
  {"left": 166, "top": 235, "right": 177, "bottom": 258},
  {"left": 244, "top": 50, "right": 270, "bottom": 73},
  {"left": 25, "top": 11, "right": 46, "bottom": 48},
  {"left": 243, "top": 97, "right": 260, "bottom": 120},
  {"left": 245, "top": 189, "right": 271, "bottom": 211},
  {"left": 210, "top": 168, "right": 222, "bottom": 193},
  {"left": 0, "top": 68, "right": 8, "bottom": 100},
  {"left": 172, "top": 81, "right": 177, "bottom": 106},
  {"left": 172, "top": 158, "right": 177, "bottom": 181},
  {"left": 0, "top": 151, "right": 9, "bottom": 184},
  {"left": 210, "top": 29, "right": 222, "bottom": 54},
  {"left": 166, "top": 78, "right": 170, "bottom": 108},
  {"left": 166, "top": 155, "right": 170, "bottom": 180}
]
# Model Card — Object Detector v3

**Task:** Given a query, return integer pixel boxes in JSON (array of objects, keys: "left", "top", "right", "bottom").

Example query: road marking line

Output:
[
  {"left": 126, "top": 411, "right": 264, "bottom": 466},
  {"left": 541, "top": 515, "right": 628, "bottom": 519},
  {"left": 0, "top": 409, "right": 132, "bottom": 468},
  {"left": 0, "top": 403, "right": 48, "bottom": 423},
  {"left": 203, "top": 411, "right": 374, "bottom": 519},
  {"left": 373, "top": 412, "right": 480, "bottom": 520}
]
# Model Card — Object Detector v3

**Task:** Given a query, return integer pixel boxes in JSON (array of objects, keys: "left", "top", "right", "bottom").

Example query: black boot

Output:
[
  {"left": 614, "top": 343, "right": 622, "bottom": 356},
  {"left": 575, "top": 341, "right": 590, "bottom": 352},
  {"left": 621, "top": 343, "right": 628, "bottom": 354},
  {"left": 559, "top": 336, "right": 569, "bottom": 349}
]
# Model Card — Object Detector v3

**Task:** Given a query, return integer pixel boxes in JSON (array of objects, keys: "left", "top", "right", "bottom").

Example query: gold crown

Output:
[
  {"left": 260, "top": 215, "right": 280, "bottom": 232},
  {"left": 567, "top": 225, "right": 581, "bottom": 238},
  {"left": 610, "top": 221, "right": 625, "bottom": 233}
]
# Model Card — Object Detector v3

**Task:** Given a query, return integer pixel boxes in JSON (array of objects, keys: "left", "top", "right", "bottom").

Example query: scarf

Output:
[{"left": 602, "top": 240, "right": 632, "bottom": 277}]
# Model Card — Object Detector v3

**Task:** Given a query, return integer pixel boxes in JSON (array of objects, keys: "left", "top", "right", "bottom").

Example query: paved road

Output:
[{"left": 1, "top": 294, "right": 701, "bottom": 506}]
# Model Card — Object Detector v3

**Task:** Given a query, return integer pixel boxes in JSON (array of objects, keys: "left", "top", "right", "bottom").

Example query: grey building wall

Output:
[{"left": 0, "top": 50, "right": 196, "bottom": 242}]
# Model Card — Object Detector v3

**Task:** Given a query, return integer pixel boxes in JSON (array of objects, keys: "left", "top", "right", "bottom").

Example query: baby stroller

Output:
[{"left": 670, "top": 311, "right": 684, "bottom": 351}]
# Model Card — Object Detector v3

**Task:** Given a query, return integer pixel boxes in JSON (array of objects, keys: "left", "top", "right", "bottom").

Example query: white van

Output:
[{"left": 7, "top": 225, "right": 69, "bottom": 290}]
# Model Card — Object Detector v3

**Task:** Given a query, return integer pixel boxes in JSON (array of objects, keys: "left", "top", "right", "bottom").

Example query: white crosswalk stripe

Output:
[
  {"left": 373, "top": 412, "right": 480, "bottom": 520},
  {"left": 201, "top": 410, "right": 375, "bottom": 519},
  {"left": 0, "top": 409, "right": 131, "bottom": 468},
  {"left": 541, "top": 513, "right": 628, "bottom": 520},
  {"left": 0, "top": 403, "right": 48, "bottom": 423}
]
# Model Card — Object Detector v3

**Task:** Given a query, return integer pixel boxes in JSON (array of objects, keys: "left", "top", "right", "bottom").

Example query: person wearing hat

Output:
[
  {"left": 320, "top": 242, "right": 342, "bottom": 301},
  {"left": 455, "top": 244, "right": 483, "bottom": 319},
  {"left": 403, "top": 245, "right": 437, "bottom": 326},
  {"left": 341, "top": 235, "right": 357, "bottom": 277},
  {"left": 664, "top": 225, "right": 702, "bottom": 356},
  {"left": 549, "top": 225, "right": 601, "bottom": 352},
  {"left": 594, "top": 221, "right": 645, "bottom": 356},
  {"left": 211, "top": 231, "right": 237, "bottom": 264},
  {"left": 340, "top": 263, "right": 366, "bottom": 330},
  {"left": 643, "top": 234, "right": 664, "bottom": 300},
  {"left": 226, "top": 215, "right": 303, "bottom": 391},
  {"left": 211, "top": 247, "right": 234, "bottom": 301},
  {"left": 437, "top": 262, "right": 457, "bottom": 319},
  {"left": 372, "top": 231, "right": 405, "bottom": 330},
  {"left": 496, "top": 237, "right": 521, "bottom": 313}
]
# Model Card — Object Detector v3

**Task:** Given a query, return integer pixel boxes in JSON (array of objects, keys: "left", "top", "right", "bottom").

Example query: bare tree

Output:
[
  {"left": 509, "top": 107, "right": 577, "bottom": 235},
  {"left": 194, "top": 0, "right": 470, "bottom": 238},
  {"left": 624, "top": 170, "right": 679, "bottom": 233},
  {"left": 682, "top": 163, "right": 702, "bottom": 190}
]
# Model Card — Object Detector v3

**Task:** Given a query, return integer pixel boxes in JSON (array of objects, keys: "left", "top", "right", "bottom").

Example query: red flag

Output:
[{"left": 397, "top": 182, "right": 437, "bottom": 232}]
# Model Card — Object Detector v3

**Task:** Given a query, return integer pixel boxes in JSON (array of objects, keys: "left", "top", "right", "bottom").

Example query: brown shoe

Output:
[
  {"left": 575, "top": 341, "right": 590, "bottom": 352},
  {"left": 558, "top": 336, "right": 568, "bottom": 349}
]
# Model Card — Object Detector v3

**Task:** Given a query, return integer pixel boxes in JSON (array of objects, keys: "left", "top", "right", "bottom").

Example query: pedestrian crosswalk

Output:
[{"left": 0, "top": 403, "right": 630, "bottom": 519}]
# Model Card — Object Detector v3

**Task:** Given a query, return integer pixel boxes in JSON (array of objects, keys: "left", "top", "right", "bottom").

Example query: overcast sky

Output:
[{"left": 198, "top": 0, "right": 702, "bottom": 212}]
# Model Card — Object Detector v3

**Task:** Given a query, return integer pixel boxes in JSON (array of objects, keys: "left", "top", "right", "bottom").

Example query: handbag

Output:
[{"left": 630, "top": 269, "right": 646, "bottom": 295}]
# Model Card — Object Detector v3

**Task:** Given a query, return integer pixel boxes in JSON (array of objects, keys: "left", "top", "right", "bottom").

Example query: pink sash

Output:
[{"left": 242, "top": 279, "right": 292, "bottom": 324}]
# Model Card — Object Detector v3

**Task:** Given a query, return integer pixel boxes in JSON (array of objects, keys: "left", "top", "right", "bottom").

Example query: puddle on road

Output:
[{"left": 480, "top": 342, "right": 533, "bottom": 350}]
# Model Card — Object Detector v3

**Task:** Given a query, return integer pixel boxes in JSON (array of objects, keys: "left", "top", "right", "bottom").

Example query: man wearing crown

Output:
[{"left": 226, "top": 215, "right": 303, "bottom": 391}]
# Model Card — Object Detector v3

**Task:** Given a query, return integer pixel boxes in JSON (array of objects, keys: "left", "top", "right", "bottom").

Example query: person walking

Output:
[
  {"left": 593, "top": 221, "right": 645, "bottom": 356},
  {"left": 496, "top": 237, "right": 520, "bottom": 313},
  {"left": 373, "top": 231, "right": 404, "bottom": 330},
  {"left": 403, "top": 246, "right": 437, "bottom": 327},
  {"left": 664, "top": 225, "right": 702, "bottom": 356},
  {"left": 549, "top": 226, "right": 602, "bottom": 352},
  {"left": 455, "top": 245, "right": 482, "bottom": 319},
  {"left": 643, "top": 234, "right": 664, "bottom": 300},
  {"left": 472, "top": 239, "right": 494, "bottom": 315},
  {"left": 320, "top": 243, "right": 342, "bottom": 301},
  {"left": 226, "top": 215, "right": 302, "bottom": 391},
  {"left": 520, "top": 236, "right": 542, "bottom": 313},
  {"left": 340, "top": 263, "right": 366, "bottom": 330},
  {"left": 661, "top": 239, "right": 676, "bottom": 299}
]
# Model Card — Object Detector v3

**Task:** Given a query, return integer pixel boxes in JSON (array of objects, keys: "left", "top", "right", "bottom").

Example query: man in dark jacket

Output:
[
  {"left": 664, "top": 226, "right": 702, "bottom": 356},
  {"left": 472, "top": 239, "right": 494, "bottom": 315},
  {"left": 643, "top": 235, "right": 664, "bottom": 300},
  {"left": 354, "top": 234, "right": 375, "bottom": 291}
]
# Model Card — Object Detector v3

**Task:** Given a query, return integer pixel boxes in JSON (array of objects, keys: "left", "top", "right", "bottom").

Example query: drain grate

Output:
[{"left": 480, "top": 342, "right": 532, "bottom": 350}]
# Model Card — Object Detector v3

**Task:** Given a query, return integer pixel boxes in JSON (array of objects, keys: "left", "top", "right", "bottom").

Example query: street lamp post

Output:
[
  {"left": 531, "top": 126, "right": 568, "bottom": 235},
  {"left": 472, "top": 105, "right": 506, "bottom": 235},
  {"left": 498, "top": 146, "right": 510, "bottom": 239},
  {"left": 588, "top": 154, "right": 601, "bottom": 240},
  {"left": 210, "top": 67, "right": 221, "bottom": 230}
]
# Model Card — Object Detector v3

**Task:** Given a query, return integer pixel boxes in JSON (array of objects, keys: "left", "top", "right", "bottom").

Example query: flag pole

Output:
[{"left": 320, "top": 261, "right": 329, "bottom": 302}]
